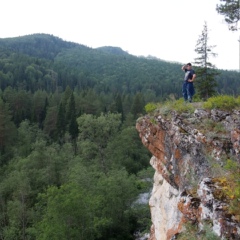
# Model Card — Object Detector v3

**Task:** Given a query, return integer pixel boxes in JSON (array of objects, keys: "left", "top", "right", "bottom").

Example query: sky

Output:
[{"left": 1, "top": 0, "right": 239, "bottom": 71}]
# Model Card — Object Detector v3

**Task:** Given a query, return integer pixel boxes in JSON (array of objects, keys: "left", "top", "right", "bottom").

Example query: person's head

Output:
[{"left": 186, "top": 63, "right": 192, "bottom": 69}]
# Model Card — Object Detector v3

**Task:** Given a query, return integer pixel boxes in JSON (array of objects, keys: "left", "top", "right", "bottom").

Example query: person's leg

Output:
[
  {"left": 187, "top": 85, "right": 192, "bottom": 102},
  {"left": 186, "top": 83, "right": 194, "bottom": 102},
  {"left": 182, "top": 82, "right": 188, "bottom": 101}
]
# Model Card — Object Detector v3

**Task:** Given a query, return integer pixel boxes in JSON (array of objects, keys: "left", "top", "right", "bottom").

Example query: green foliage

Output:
[
  {"left": 144, "top": 102, "right": 158, "bottom": 114},
  {"left": 216, "top": 0, "right": 240, "bottom": 31},
  {"left": 2, "top": 87, "right": 32, "bottom": 126},
  {"left": 77, "top": 113, "right": 122, "bottom": 172},
  {"left": 43, "top": 106, "right": 58, "bottom": 139},
  {"left": 0, "top": 98, "right": 17, "bottom": 163},
  {"left": 199, "top": 119, "right": 227, "bottom": 137},
  {"left": 0, "top": 33, "right": 78, "bottom": 60},
  {"left": 223, "top": 159, "right": 240, "bottom": 218},
  {"left": 0, "top": 122, "right": 150, "bottom": 239},
  {"left": 159, "top": 98, "right": 195, "bottom": 116},
  {"left": 106, "top": 126, "right": 151, "bottom": 174},
  {"left": 203, "top": 95, "right": 240, "bottom": 111},
  {"left": 16, "top": 120, "right": 40, "bottom": 157},
  {"left": 95, "top": 169, "right": 138, "bottom": 240},
  {"left": 56, "top": 103, "right": 66, "bottom": 141},
  {"left": 194, "top": 67, "right": 218, "bottom": 100},
  {"left": 1, "top": 34, "right": 239, "bottom": 239},
  {"left": 0, "top": 34, "right": 239, "bottom": 101},
  {"left": 177, "top": 222, "right": 221, "bottom": 240},
  {"left": 171, "top": 99, "right": 195, "bottom": 113},
  {"left": 194, "top": 22, "right": 218, "bottom": 100},
  {"left": 131, "top": 93, "right": 145, "bottom": 118},
  {"left": 35, "top": 183, "right": 104, "bottom": 240},
  {"left": 130, "top": 204, "right": 152, "bottom": 234},
  {"left": 32, "top": 90, "right": 48, "bottom": 128}
]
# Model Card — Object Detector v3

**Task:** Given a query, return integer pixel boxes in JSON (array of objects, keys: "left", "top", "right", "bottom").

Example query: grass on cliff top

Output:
[
  {"left": 145, "top": 95, "right": 240, "bottom": 116},
  {"left": 203, "top": 95, "right": 240, "bottom": 111},
  {"left": 145, "top": 99, "right": 195, "bottom": 116}
]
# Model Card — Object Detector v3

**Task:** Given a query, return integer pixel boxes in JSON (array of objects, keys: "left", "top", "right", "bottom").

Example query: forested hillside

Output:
[{"left": 0, "top": 34, "right": 239, "bottom": 239}]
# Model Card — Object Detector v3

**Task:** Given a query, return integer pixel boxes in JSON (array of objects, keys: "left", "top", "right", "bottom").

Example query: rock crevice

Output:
[{"left": 136, "top": 109, "right": 240, "bottom": 240}]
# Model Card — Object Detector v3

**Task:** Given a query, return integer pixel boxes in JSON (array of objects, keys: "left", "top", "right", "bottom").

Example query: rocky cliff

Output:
[{"left": 136, "top": 107, "right": 240, "bottom": 240}]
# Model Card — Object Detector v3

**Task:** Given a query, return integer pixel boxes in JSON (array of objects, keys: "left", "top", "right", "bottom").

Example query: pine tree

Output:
[
  {"left": 62, "top": 85, "right": 72, "bottom": 112},
  {"left": 67, "top": 93, "right": 78, "bottom": 141},
  {"left": 194, "top": 22, "right": 219, "bottom": 100},
  {"left": 115, "top": 93, "right": 124, "bottom": 122},
  {"left": 131, "top": 93, "right": 145, "bottom": 118},
  {"left": 39, "top": 97, "right": 49, "bottom": 129},
  {"left": 0, "top": 98, "right": 16, "bottom": 164},
  {"left": 216, "top": 0, "right": 240, "bottom": 31},
  {"left": 56, "top": 102, "right": 66, "bottom": 142}
]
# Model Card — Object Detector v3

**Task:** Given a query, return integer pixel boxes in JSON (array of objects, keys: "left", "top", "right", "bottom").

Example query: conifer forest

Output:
[{"left": 0, "top": 34, "right": 239, "bottom": 239}]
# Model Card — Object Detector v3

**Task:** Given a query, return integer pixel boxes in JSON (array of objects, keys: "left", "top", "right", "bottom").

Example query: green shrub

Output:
[
  {"left": 203, "top": 95, "right": 239, "bottom": 111},
  {"left": 144, "top": 102, "right": 158, "bottom": 114},
  {"left": 203, "top": 224, "right": 222, "bottom": 240},
  {"left": 145, "top": 98, "right": 196, "bottom": 117},
  {"left": 223, "top": 159, "right": 240, "bottom": 219},
  {"left": 177, "top": 222, "right": 221, "bottom": 240},
  {"left": 167, "top": 98, "right": 194, "bottom": 114},
  {"left": 157, "top": 99, "right": 195, "bottom": 116}
]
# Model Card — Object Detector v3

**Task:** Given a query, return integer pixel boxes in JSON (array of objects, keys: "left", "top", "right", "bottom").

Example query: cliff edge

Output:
[{"left": 136, "top": 107, "right": 240, "bottom": 240}]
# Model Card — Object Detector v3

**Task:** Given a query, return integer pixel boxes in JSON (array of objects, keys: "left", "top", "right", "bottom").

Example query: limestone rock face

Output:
[
  {"left": 136, "top": 109, "right": 240, "bottom": 240},
  {"left": 149, "top": 156, "right": 181, "bottom": 240}
]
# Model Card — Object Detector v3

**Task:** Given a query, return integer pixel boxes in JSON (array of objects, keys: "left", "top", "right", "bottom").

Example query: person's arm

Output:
[
  {"left": 188, "top": 73, "right": 196, "bottom": 82},
  {"left": 181, "top": 65, "right": 187, "bottom": 71},
  {"left": 192, "top": 73, "right": 196, "bottom": 81}
]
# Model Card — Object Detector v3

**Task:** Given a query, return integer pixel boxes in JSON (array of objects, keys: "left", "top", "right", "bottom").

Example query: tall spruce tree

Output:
[
  {"left": 194, "top": 22, "right": 219, "bottom": 100},
  {"left": 56, "top": 102, "right": 66, "bottom": 142},
  {"left": 67, "top": 93, "right": 78, "bottom": 142},
  {"left": 131, "top": 93, "right": 145, "bottom": 118},
  {"left": 115, "top": 93, "right": 124, "bottom": 122}
]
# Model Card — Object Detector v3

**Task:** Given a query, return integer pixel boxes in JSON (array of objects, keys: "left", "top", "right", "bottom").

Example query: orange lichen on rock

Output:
[{"left": 136, "top": 109, "right": 240, "bottom": 240}]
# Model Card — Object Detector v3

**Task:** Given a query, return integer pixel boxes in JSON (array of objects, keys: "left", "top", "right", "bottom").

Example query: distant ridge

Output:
[
  {"left": 96, "top": 46, "right": 129, "bottom": 56},
  {"left": 0, "top": 33, "right": 80, "bottom": 59},
  {"left": 0, "top": 33, "right": 239, "bottom": 97}
]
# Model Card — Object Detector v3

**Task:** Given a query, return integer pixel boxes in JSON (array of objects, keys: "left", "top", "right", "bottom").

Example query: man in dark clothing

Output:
[{"left": 181, "top": 63, "right": 196, "bottom": 102}]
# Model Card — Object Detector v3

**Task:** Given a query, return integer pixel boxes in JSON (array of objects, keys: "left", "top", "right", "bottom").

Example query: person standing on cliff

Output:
[{"left": 181, "top": 63, "right": 196, "bottom": 102}]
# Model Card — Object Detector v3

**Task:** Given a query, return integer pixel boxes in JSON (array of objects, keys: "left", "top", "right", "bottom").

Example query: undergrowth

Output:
[
  {"left": 203, "top": 95, "right": 240, "bottom": 111},
  {"left": 165, "top": 98, "right": 195, "bottom": 114},
  {"left": 222, "top": 159, "right": 240, "bottom": 219},
  {"left": 198, "top": 119, "right": 227, "bottom": 136},
  {"left": 145, "top": 98, "right": 194, "bottom": 116},
  {"left": 146, "top": 95, "right": 240, "bottom": 116},
  {"left": 207, "top": 159, "right": 240, "bottom": 220},
  {"left": 144, "top": 102, "right": 159, "bottom": 114},
  {"left": 177, "top": 222, "right": 221, "bottom": 240}
]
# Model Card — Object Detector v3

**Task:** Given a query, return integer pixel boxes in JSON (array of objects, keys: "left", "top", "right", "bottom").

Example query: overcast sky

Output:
[{"left": 1, "top": 0, "right": 239, "bottom": 70}]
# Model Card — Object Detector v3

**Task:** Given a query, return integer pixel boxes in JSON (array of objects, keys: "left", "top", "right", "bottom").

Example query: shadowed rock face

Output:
[{"left": 136, "top": 109, "right": 240, "bottom": 240}]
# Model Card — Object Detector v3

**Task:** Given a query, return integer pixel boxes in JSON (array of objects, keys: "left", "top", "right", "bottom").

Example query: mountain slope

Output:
[
  {"left": 96, "top": 46, "right": 130, "bottom": 56},
  {"left": 0, "top": 33, "right": 79, "bottom": 59},
  {"left": 0, "top": 33, "right": 239, "bottom": 98}
]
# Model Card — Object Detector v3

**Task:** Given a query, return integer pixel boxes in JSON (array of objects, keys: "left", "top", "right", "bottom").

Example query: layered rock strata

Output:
[{"left": 136, "top": 109, "right": 240, "bottom": 240}]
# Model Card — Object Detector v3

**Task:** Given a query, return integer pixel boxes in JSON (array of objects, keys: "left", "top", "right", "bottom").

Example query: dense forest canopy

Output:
[
  {"left": 0, "top": 33, "right": 239, "bottom": 239},
  {"left": 0, "top": 34, "right": 239, "bottom": 97}
]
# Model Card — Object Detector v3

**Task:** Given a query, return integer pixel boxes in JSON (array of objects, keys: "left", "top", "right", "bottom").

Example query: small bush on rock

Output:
[
  {"left": 159, "top": 98, "right": 195, "bottom": 115},
  {"left": 144, "top": 103, "right": 158, "bottom": 114},
  {"left": 203, "top": 95, "right": 240, "bottom": 111}
]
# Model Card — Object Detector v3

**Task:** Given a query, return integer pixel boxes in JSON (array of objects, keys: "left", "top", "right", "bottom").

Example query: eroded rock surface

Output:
[{"left": 136, "top": 109, "right": 240, "bottom": 240}]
